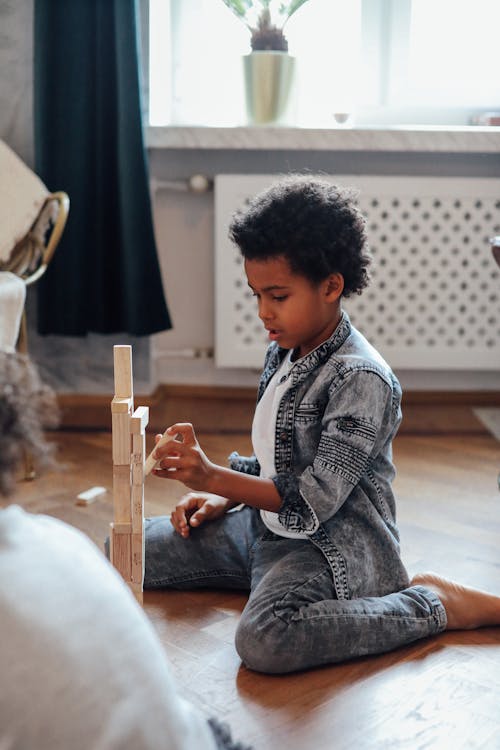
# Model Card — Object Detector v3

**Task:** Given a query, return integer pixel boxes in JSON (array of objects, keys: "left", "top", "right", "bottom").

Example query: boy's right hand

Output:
[{"left": 170, "top": 492, "right": 231, "bottom": 538}]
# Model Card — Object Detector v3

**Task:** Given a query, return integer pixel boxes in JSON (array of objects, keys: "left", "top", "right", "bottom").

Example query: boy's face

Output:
[{"left": 244, "top": 255, "right": 343, "bottom": 359}]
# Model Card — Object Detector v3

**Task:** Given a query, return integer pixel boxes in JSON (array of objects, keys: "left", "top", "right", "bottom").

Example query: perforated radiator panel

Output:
[{"left": 215, "top": 175, "right": 500, "bottom": 370}]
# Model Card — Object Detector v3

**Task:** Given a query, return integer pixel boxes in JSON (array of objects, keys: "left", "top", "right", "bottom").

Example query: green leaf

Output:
[
  {"left": 282, "top": 0, "right": 311, "bottom": 22},
  {"left": 221, "top": 0, "right": 251, "bottom": 20},
  {"left": 287, "top": 0, "right": 311, "bottom": 17},
  {"left": 221, "top": 0, "right": 310, "bottom": 30}
]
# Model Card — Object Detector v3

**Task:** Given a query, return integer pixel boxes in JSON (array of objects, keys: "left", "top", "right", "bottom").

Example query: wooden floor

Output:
[{"left": 5, "top": 427, "right": 500, "bottom": 750}]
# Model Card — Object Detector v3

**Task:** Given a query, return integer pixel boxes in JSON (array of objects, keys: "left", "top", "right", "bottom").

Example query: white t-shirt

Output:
[
  {"left": 0, "top": 505, "right": 217, "bottom": 750},
  {"left": 252, "top": 352, "right": 307, "bottom": 539}
]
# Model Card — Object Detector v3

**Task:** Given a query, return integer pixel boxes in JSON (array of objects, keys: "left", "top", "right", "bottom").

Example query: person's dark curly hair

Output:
[
  {"left": 0, "top": 351, "right": 58, "bottom": 496},
  {"left": 228, "top": 176, "right": 372, "bottom": 296}
]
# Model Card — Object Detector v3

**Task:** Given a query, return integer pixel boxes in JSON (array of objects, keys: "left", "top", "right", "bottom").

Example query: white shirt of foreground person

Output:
[{"left": 0, "top": 506, "right": 218, "bottom": 750}]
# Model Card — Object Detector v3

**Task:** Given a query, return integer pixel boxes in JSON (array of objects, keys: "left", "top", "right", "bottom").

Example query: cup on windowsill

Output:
[{"left": 333, "top": 113, "right": 352, "bottom": 127}]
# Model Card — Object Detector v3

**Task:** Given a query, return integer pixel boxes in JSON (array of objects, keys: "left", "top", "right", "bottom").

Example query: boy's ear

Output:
[{"left": 324, "top": 273, "right": 344, "bottom": 301}]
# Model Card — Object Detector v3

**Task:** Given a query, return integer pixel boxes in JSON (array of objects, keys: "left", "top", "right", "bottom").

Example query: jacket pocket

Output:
[{"left": 295, "top": 402, "right": 321, "bottom": 423}]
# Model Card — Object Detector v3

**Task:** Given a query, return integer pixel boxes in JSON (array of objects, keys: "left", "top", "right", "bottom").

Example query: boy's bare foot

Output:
[{"left": 411, "top": 572, "right": 500, "bottom": 630}]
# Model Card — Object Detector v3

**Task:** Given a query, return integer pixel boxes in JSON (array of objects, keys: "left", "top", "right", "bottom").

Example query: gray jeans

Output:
[{"left": 144, "top": 507, "right": 446, "bottom": 674}]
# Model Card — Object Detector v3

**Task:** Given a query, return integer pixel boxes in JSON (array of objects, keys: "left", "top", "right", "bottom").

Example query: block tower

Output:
[{"left": 110, "top": 345, "right": 149, "bottom": 604}]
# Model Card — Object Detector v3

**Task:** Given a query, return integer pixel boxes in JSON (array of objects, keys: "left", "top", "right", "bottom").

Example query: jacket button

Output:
[{"left": 280, "top": 431, "right": 288, "bottom": 442}]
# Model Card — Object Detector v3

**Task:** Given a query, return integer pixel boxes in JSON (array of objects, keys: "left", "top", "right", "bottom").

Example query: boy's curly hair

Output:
[
  {"left": 228, "top": 176, "right": 371, "bottom": 296},
  {"left": 0, "top": 351, "right": 58, "bottom": 496}
]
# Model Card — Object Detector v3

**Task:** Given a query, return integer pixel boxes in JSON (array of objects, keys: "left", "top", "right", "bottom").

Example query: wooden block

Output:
[
  {"left": 111, "top": 523, "right": 132, "bottom": 582},
  {"left": 132, "top": 432, "right": 145, "bottom": 486},
  {"left": 113, "top": 522, "right": 132, "bottom": 534},
  {"left": 132, "top": 460, "right": 144, "bottom": 487},
  {"left": 144, "top": 430, "right": 175, "bottom": 476},
  {"left": 111, "top": 396, "right": 133, "bottom": 414},
  {"left": 129, "top": 581, "right": 143, "bottom": 606},
  {"left": 113, "top": 345, "right": 133, "bottom": 400},
  {"left": 112, "top": 412, "right": 131, "bottom": 465},
  {"left": 76, "top": 486, "right": 106, "bottom": 505},
  {"left": 131, "top": 431, "right": 144, "bottom": 532},
  {"left": 109, "top": 521, "right": 114, "bottom": 562},
  {"left": 113, "top": 465, "right": 131, "bottom": 524},
  {"left": 131, "top": 530, "right": 144, "bottom": 586},
  {"left": 131, "top": 405, "right": 149, "bottom": 434},
  {"left": 131, "top": 483, "right": 144, "bottom": 533}
]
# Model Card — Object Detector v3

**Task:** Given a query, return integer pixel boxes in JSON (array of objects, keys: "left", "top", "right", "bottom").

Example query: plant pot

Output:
[{"left": 243, "top": 51, "right": 295, "bottom": 125}]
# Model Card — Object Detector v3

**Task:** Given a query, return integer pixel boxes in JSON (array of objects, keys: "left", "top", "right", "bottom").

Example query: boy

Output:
[{"left": 145, "top": 176, "right": 500, "bottom": 674}]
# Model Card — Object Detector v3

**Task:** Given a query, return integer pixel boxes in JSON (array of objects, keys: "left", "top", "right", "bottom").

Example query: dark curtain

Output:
[{"left": 34, "top": 0, "right": 172, "bottom": 335}]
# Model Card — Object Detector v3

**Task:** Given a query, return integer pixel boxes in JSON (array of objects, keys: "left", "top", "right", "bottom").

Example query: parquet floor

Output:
[{"left": 4, "top": 428, "right": 500, "bottom": 750}]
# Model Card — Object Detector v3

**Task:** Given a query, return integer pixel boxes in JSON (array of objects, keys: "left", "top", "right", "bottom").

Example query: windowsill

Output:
[{"left": 146, "top": 125, "right": 500, "bottom": 153}]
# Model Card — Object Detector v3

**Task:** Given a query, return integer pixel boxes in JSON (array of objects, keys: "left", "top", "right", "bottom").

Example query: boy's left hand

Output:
[{"left": 152, "top": 423, "right": 216, "bottom": 492}]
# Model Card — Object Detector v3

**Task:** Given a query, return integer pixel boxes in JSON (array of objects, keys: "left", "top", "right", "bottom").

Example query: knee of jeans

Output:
[{"left": 235, "top": 611, "right": 290, "bottom": 675}]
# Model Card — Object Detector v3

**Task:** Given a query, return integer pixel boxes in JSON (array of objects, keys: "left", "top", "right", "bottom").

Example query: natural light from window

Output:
[
  {"left": 405, "top": 0, "right": 500, "bottom": 107},
  {"left": 148, "top": 0, "right": 500, "bottom": 128}
]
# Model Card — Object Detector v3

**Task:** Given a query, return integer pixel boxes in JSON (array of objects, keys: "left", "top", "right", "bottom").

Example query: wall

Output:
[
  {"left": 149, "top": 146, "right": 500, "bottom": 392},
  {"left": 0, "top": 0, "right": 150, "bottom": 394},
  {"left": 0, "top": 0, "right": 34, "bottom": 166},
  {"left": 1, "top": 0, "right": 498, "bottom": 394}
]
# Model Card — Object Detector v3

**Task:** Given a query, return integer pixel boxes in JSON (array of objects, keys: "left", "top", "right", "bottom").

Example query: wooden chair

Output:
[
  {"left": 0, "top": 140, "right": 69, "bottom": 477},
  {"left": 2, "top": 191, "right": 69, "bottom": 354},
  {"left": 0, "top": 140, "right": 69, "bottom": 353}
]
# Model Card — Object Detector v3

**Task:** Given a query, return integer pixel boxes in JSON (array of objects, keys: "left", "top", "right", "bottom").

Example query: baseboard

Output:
[
  {"left": 56, "top": 386, "right": 500, "bottom": 435},
  {"left": 56, "top": 385, "right": 257, "bottom": 433},
  {"left": 400, "top": 391, "right": 500, "bottom": 434}
]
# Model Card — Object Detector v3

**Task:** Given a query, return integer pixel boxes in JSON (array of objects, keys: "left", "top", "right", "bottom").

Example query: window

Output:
[
  {"left": 402, "top": 0, "right": 500, "bottom": 108},
  {"left": 360, "top": 0, "right": 500, "bottom": 125},
  {"left": 146, "top": 0, "right": 500, "bottom": 128}
]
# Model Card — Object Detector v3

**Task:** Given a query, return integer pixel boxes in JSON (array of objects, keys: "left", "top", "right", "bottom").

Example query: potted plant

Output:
[{"left": 221, "top": 0, "right": 312, "bottom": 125}]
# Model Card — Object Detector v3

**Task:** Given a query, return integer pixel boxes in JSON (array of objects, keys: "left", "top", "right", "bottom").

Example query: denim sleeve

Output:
[
  {"left": 228, "top": 451, "right": 261, "bottom": 477},
  {"left": 272, "top": 369, "right": 399, "bottom": 533}
]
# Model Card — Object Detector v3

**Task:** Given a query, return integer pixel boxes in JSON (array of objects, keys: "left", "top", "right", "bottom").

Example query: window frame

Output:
[{"left": 142, "top": 0, "right": 500, "bottom": 129}]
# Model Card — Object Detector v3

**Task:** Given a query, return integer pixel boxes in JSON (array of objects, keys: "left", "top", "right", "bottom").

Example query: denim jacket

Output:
[{"left": 229, "top": 310, "right": 410, "bottom": 600}]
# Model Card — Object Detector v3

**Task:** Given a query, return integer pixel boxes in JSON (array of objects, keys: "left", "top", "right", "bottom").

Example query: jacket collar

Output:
[{"left": 258, "top": 311, "right": 352, "bottom": 397}]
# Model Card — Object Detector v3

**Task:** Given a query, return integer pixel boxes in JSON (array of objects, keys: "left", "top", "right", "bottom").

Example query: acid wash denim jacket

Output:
[{"left": 229, "top": 310, "right": 410, "bottom": 601}]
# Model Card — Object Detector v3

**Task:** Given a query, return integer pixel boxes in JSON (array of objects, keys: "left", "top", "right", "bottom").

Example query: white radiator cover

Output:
[{"left": 215, "top": 174, "right": 500, "bottom": 371}]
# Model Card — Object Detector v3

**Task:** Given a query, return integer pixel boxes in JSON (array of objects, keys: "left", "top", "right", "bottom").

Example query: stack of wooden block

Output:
[{"left": 109, "top": 345, "right": 148, "bottom": 604}]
